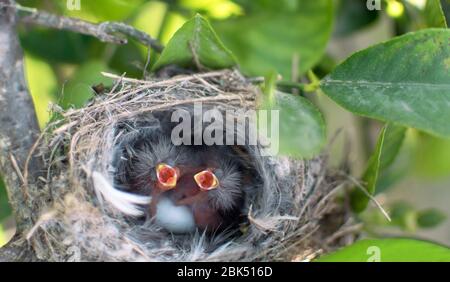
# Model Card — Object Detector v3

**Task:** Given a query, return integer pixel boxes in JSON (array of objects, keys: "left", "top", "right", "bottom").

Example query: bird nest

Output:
[{"left": 24, "top": 69, "right": 354, "bottom": 261}]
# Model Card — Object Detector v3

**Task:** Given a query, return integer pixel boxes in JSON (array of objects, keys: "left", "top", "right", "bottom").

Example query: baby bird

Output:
[
  {"left": 136, "top": 142, "right": 245, "bottom": 233},
  {"left": 112, "top": 112, "right": 253, "bottom": 234}
]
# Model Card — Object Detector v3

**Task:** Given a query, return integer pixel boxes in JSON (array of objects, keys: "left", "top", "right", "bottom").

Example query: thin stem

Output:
[{"left": 2, "top": 3, "right": 164, "bottom": 52}]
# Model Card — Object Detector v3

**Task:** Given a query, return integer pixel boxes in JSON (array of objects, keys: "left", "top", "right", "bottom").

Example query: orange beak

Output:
[
  {"left": 194, "top": 170, "right": 219, "bottom": 191},
  {"left": 156, "top": 163, "right": 179, "bottom": 190}
]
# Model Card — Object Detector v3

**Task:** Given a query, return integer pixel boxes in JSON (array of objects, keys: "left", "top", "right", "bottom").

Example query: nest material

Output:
[{"left": 25, "top": 69, "right": 355, "bottom": 261}]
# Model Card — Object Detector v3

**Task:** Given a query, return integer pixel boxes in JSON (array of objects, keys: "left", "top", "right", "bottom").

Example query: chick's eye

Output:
[
  {"left": 156, "top": 163, "right": 178, "bottom": 190},
  {"left": 194, "top": 170, "right": 219, "bottom": 191}
]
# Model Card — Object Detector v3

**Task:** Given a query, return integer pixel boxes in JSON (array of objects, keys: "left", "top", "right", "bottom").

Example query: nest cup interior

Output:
[{"left": 111, "top": 106, "right": 264, "bottom": 239}]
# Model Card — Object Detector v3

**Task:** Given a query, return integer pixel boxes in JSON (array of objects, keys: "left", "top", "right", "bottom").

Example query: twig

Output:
[
  {"left": 344, "top": 174, "right": 392, "bottom": 222},
  {"left": 101, "top": 70, "right": 229, "bottom": 85},
  {"left": 9, "top": 153, "right": 25, "bottom": 185},
  {"left": 142, "top": 47, "right": 152, "bottom": 78},
  {"left": 114, "top": 94, "right": 242, "bottom": 120},
  {"left": 3, "top": 3, "right": 164, "bottom": 52},
  {"left": 324, "top": 223, "right": 363, "bottom": 245},
  {"left": 26, "top": 210, "right": 57, "bottom": 241}
]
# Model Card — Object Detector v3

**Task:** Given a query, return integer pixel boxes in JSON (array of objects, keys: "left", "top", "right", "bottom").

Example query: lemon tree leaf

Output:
[
  {"left": 60, "top": 61, "right": 113, "bottom": 109},
  {"left": 424, "top": 0, "right": 448, "bottom": 28},
  {"left": 153, "top": 14, "right": 236, "bottom": 71},
  {"left": 0, "top": 178, "right": 10, "bottom": 222},
  {"left": 213, "top": 0, "right": 334, "bottom": 78},
  {"left": 351, "top": 124, "right": 406, "bottom": 212},
  {"left": 417, "top": 209, "right": 447, "bottom": 228},
  {"left": 259, "top": 90, "right": 326, "bottom": 159},
  {"left": 320, "top": 29, "right": 450, "bottom": 139},
  {"left": 317, "top": 238, "right": 450, "bottom": 262}
]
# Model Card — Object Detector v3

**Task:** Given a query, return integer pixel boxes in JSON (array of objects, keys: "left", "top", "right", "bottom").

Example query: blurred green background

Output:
[{"left": 0, "top": 0, "right": 449, "bottom": 247}]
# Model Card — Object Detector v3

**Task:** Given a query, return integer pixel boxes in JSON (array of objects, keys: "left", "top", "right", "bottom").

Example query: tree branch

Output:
[
  {"left": 8, "top": 3, "right": 164, "bottom": 53},
  {"left": 0, "top": 0, "right": 43, "bottom": 235}
]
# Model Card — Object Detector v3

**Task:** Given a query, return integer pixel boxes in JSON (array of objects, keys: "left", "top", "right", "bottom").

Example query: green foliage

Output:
[
  {"left": 351, "top": 126, "right": 385, "bottom": 213},
  {"left": 321, "top": 29, "right": 450, "bottom": 139},
  {"left": 60, "top": 61, "right": 114, "bottom": 109},
  {"left": 213, "top": 0, "right": 334, "bottom": 78},
  {"left": 277, "top": 94, "right": 325, "bottom": 158},
  {"left": 0, "top": 177, "right": 11, "bottom": 247},
  {"left": 258, "top": 71, "right": 326, "bottom": 159},
  {"left": 0, "top": 178, "right": 11, "bottom": 222},
  {"left": 24, "top": 54, "right": 58, "bottom": 128},
  {"left": 317, "top": 238, "right": 450, "bottom": 262},
  {"left": 61, "top": 0, "right": 146, "bottom": 22},
  {"left": 108, "top": 41, "right": 147, "bottom": 78},
  {"left": 361, "top": 201, "right": 446, "bottom": 232},
  {"left": 389, "top": 202, "right": 418, "bottom": 231},
  {"left": 153, "top": 14, "right": 237, "bottom": 71},
  {"left": 424, "top": 0, "right": 448, "bottom": 28},
  {"left": 417, "top": 208, "right": 447, "bottom": 228},
  {"left": 413, "top": 133, "right": 450, "bottom": 178},
  {"left": 442, "top": 0, "right": 450, "bottom": 24},
  {"left": 333, "top": 0, "right": 379, "bottom": 36},
  {"left": 20, "top": 29, "right": 94, "bottom": 64},
  {"left": 351, "top": 124, "right": 406, "bottom": 212},
  {"left": 376, "top": 125, "right": 407, "bottom": 170}
]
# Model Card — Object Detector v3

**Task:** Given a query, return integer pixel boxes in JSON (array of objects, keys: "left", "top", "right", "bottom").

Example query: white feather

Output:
[
  {"left": 92, "top": 171, "right": 151, "bottom": 217},
  {"left": 155, "top": 197, "right": 196, "bottom": 234}
]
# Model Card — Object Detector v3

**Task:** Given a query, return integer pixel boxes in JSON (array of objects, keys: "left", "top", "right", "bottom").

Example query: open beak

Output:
[
  {"left": 156, "top": 163, "right": 179, "bottom": 190},
  {"left": 194, "top": 170, "right": 219, "bottom": 191}
]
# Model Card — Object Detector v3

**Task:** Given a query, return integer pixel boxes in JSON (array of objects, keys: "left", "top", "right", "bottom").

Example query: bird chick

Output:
[
  {"left": 147, "top": 146, "right": 245, "bottom": 233},
  {"left": 113, "top": 113, "right": 251, "bottom": 234}
]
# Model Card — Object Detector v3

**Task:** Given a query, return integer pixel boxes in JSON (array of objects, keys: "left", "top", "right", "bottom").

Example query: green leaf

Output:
[
  {"left": 389, "top": 202, "right": 418, "bottom": 231},
  {"left": 153, "top": 14, "right": 236, "bottom": 71},
  {"left": 377, "top": 125, "right": 407, "bottom": 170},
  {"left": 213, "top": 0, "right": 334, "bottom": 78},
  {"left": 109, "top": 41, "right": 147, "bottom": 79},
  {"left": 376, "top": 129, "right": 416, "bottom": 194},
  {"left": 351, "top": 124, "right": 406, "bottom": 212},
  {"left": 424, "top": 0, "right": 448, "bottom": 28},
  {"left": 262, "top": 71, "right": 277, "bottom": 102},
  {"left": 378, "top": 202, "right": 446, "bottom": 231},
  {"left": 20, "top": 29, "right": 93, "bottom": 64},
  {"left": 334, "top": 0, "right": 380, "bottom": 37},
  {"left": 24, "top": 53, "right": 58, "bottom": 128},
  {"left": 320, "top": 29, "right": 450, "bottom": 139},
  {"left": 351, "top": 126, "right": 385, "bottom": 212},
  {"left": 442, "top": 0, "right": 450, "bottom": 25},
  {"left": 0, "top": 178, "right": 11, "bottom": 222},
  {"left": 60, "top": 61, "right": 113, "bottom": 109},
  {"left": 62, "top": 0, "right": 145, "bottom": 22},
  {"left": 259, "top": 91, "right": 326, "bottom": 159},
  {"left": 417, "top": 209, "right": 447, "bottom": 228},
  {"left": 316, "top": 238, "right": 450, "bottom": 262}
]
